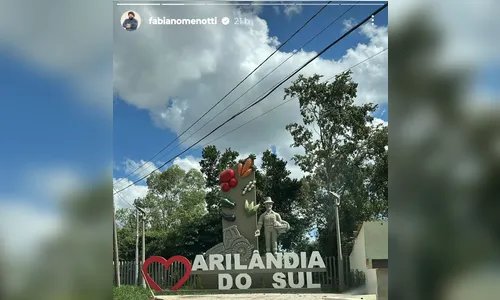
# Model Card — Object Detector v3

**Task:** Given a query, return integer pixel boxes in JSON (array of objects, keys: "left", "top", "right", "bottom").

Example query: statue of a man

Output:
[{"left": 255, "top": 197, "right": 290, "bottom": 253}]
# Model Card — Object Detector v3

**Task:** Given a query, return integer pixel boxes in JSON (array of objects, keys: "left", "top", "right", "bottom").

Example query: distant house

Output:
[{"left": 349, "top": 221, "right": 388, "bottom": 295}]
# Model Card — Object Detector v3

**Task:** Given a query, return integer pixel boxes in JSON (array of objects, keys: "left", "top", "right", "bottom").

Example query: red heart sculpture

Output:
[{"left": 142, "top": 255, "right": 192, "bottom": 291}]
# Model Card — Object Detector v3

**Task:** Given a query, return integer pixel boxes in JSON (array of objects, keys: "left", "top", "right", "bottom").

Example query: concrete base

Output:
[
  {"left": 375, "top": 269, "right": 387, "bottom": 300},
  {"left": 325, "top": 295, "right": 375, "bottom": 300},
  {"left": 359, "top": 268, "right": 387, "bottom": 300},
  {"left": 156, "top": 294, "right": 375, "bottom": 300}
]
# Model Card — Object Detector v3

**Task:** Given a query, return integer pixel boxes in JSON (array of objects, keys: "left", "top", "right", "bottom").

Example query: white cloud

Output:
[
  {"left": 342, "top": 18, "right": 356, "bottom": 32},
  {"left": 287, "top": 163, "right": 307, "bottom": 180},
  {"left": 152, "top": 99, "right": 189, "bottom": 132},
  {"left": 113, "top": 5, "right": 388, "bottom": 181},
  {"left": 113, "top": 177, "right": 148, "bottom": 209},
  {"left": 1, "top": 2, "right": 390, "bottom": 186},
  {"left": 373, "top": 117, "right": 388, "bottom": 127},
  {"left": 173, "top": 156, "right": 202, "bottom": 172},
  {"left": 122, "top": 158, "right": 159, "bottom": 179},
  {"left": 113, "top": 156, "right": 202, "bottom": 207},
  {"left": 0, "top": 200, "right": 62, "bottom": 260},
  {"left": 0, "top": 0, "right": 112, "bottom": 113},
  {"left": 0, "top": 0, "right": 496, "bottom": 120},
  {"left": 283, "top": 4, "right": 303, "bottom": 19}
]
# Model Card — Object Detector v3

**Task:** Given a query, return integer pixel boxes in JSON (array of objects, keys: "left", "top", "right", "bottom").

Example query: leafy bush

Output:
[
  {"left": 347, "top": 269, "right": 366, "bottom": 288},
  {"left": 113, "top": 286, "right": 151, "bottom": 300}
]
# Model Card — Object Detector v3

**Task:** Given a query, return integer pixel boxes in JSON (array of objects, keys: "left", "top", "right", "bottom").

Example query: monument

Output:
[{"left": 142, "top": 157, "right": 327, "bottom": 292}]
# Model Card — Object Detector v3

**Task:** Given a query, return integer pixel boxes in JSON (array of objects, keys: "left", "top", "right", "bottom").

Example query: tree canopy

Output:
[
  {"left": 115, "top": 72, "right": 388, "bottom": 260},
  {"left": 283, "top": 71, "right": 388, "bottom": 255},
  {"left": 116, "top": 165, "right": 206, "bottom": 259}
]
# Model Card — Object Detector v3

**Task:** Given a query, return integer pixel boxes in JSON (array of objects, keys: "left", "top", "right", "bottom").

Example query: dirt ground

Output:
[{"left": 155, "top": 294, "right": 376, "bottom": 300}]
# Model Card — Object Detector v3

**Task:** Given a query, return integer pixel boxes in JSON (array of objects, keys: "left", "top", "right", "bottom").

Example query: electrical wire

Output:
[
  {"left": 123, "top": 3, "right": 360, "bottom": 178},
  {"left": 114, "top": 47, "right": 387, "bottom": 198},
  {"left": 113, "top": 187, "right": 136, "bottom": 209},
  {"left": 199, "top": 48, "right": 388, "bottom": 150},
  {"left": 114, "top": 2, "right": 333, "bottom": 185},
  {"left": 113, "top": 3, "right": 387, "bottom": 195}
]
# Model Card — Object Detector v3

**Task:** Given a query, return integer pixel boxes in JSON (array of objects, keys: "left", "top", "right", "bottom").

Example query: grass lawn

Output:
[
  {"left": 113, "top": 285, "right": 340, "bottom": 299},
  {"left": 113, "top": 286, "right": 153, "bottom": 300}
]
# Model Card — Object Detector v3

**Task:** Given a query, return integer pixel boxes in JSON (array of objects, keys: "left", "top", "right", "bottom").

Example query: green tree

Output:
[
  {"left": 284, "top": 72, "right": 388, "bottom": 255},
  {"left": 141, "top": 145, "right": 242, "bottom": 260},
  {"left": 140, "top": 165, "right": 205, "bottom": 230},
  {"left": 117, "top": 165, "right": 205, "bottom": 231},
  {"left": 116, "top": 165, "right": 206, "bottom": 260}
]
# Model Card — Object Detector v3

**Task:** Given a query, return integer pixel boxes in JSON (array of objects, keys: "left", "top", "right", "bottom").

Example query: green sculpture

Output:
[
  {"left": 220, "top": 198, "right": 235, "bottom": 208},
  {"left": 244, "top": 199, "right": 260, "bottom": 216}
]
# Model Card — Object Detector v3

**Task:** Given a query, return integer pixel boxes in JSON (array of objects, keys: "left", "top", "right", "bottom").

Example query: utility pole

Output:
[
  {"left": 113, "top": 206, "right": 121, "bottom": 287},
  {"left": 135, "top": 205, "right": 146, "bottom": 288},
  {"left": 142, "top": 213, "right": 146, "bottom": 288},
  {"left": 330, "top": 191, "right": 344, "bottom": 291},
  {"left": 134, "top": 209, "right": 140, "bottom": 286}
]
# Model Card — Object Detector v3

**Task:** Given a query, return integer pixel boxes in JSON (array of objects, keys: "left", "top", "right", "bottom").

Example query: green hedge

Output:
[{"left": 113, "top": 286, "right": 151, "bottom": 300}]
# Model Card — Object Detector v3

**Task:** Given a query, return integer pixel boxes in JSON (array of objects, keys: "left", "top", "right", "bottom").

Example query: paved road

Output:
[{"left": 156, "top": 294, "right": 376, "bottom": 300}]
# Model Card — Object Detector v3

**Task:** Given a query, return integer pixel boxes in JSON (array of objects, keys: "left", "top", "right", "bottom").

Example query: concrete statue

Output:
[
  {"left": 141, "top": 157, "right": 327, "bottom": 292},
  {"left": 255, "top": 197, "right": 290, "bottom": 253}
]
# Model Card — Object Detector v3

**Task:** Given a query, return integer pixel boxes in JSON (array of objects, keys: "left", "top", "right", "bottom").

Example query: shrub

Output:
[
  {"left": 113, "top": 286, "right": 152, "bottom": 300},
  {"left": 347, "top": 269, "right": 366, "bottom": 289}
]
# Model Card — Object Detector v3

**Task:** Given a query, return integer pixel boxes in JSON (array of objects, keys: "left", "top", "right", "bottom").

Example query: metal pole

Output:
[
  {"left": 135, "top": 209, "right": 140, "bottom": 286},
  {"left": 113, "top": 207, "right": 121, "bottom": 287},
  {"left": 141, "top": 212, "right": 146, "bottom": 288},
  {"left": 334, "top": 197, "right": 345, "bottom": 291}
]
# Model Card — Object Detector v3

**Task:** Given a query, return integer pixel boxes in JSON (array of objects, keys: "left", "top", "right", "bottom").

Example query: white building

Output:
[{"left": 349, "top": 221, "right": 388, "bottom": 295}]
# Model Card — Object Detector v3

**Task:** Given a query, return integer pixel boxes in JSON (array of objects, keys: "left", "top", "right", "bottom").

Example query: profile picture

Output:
[{"left": 120, "top": 10, "right": 142, "bottom": 31}]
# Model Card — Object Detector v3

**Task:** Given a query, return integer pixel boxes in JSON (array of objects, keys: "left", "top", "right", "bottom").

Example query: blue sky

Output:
[
  {"left": 1, "top": 0, "right": 499, "bottom": 284},
  {"left": 113, "top": 2, "right": 389, "bottom": 181},
  {"left": 0, "top": 50, "right": 110, "bottom": 206}
]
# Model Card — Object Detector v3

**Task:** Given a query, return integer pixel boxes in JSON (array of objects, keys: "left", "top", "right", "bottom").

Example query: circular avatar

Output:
[{"left": 120, "top": 10, "right": 142, "bottom": 31}]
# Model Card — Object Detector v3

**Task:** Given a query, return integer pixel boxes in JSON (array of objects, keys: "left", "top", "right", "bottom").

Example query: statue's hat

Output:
[{"left": 263, "top": 197, "right": 274, "bottom": 204}]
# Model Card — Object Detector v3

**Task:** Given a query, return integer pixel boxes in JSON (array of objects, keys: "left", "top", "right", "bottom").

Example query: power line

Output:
[
  {"left": 114, "top": 187, "right": 147, "bottom": 215},
  {"left": 118, "top": 48, "right": 387, "bottom": 194},
  {"left": 119, "top": 48, "right": 387, "bottom": 194},
  {"left": 114, "top": 4, "right": 387, "bottom": 195},
  {"left": 113, "top": 187, "right": 135, "bottom": 209},
  {"left": 114, "top": 3, "right": 388, "bottom": 195},
  {"left": 199, "top": 48, "right": 388, "bottom": 149},
  {"left": 114, "top": 2, "right": 332, "bottom": 185},
  {"left": 122, "top": 3, "right": 359, "bottom": 180}
]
